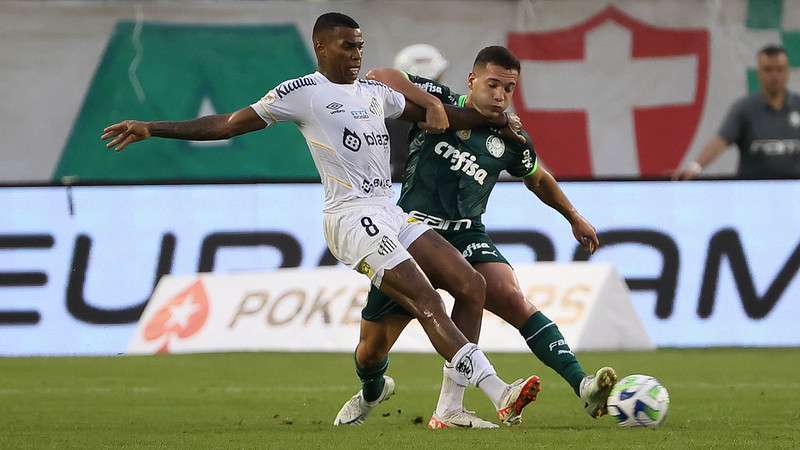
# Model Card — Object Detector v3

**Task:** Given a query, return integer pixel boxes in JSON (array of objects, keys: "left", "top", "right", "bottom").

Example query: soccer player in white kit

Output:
[{"left": 101, "top": 12, "right": 542, "bottom": 427}]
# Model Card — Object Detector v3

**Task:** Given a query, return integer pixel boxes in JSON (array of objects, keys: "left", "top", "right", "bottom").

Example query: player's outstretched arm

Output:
[
  {"left": 523, "top": 168, "right": 599, "bottom": 254},
  {"left": 366, "top": 67, "right": 520, "bottom": 140},
  {"left": 101, "top": 106, "right": 266, "bottom": 152},
  {"left": 367, "top": 68, "right": 448, "bottom": 133}
]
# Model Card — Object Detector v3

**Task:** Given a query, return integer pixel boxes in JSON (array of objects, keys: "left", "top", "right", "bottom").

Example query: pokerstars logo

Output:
[
  {"left": 508, "top": 6, "right": 709, "bottom": 177},
  {"left": 142, "top": 279, "right": 210, "bottom": 353}
]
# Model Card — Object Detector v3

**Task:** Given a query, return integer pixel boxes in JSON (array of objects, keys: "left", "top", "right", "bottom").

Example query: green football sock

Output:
[
  {"left": 520, "top": 311, "right": 585, "bottom": 396},
  {"left": 355, "top": 356, "right": 388, "bottom": 403}
]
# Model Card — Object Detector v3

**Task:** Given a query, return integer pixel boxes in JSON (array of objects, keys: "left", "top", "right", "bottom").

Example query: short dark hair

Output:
[
  {"left": 313, "top": 12, "right": 360, "bottom": 39},
  {"left": 473, "top": 46, "right": 521, "bottom": 72},
  {"left": 759, "top": 44, "right": 787, "bottom": 58}
]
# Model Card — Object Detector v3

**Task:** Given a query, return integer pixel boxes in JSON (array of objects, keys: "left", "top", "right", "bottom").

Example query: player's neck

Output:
[
  {"left": 761, "top": 89, "right": 786, "bottom": 110},
  {"left": 318, "top": 68, "right": 354, "bottom": 85},
  {"left": 463, "top": 95, "right": 476, "bottom": 110}
]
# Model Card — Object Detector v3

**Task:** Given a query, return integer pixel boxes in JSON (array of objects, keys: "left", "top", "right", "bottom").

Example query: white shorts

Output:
[{"left": 324, "top": 199, "right": 430, "bottom": 288}]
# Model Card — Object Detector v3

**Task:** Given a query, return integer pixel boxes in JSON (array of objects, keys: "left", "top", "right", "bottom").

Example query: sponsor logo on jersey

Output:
[
  {"left": 326, "top": 102, "right": 345, "bottom": 114},
  {"left": 434, "top": 141, "right": 488, "bottom": 185},
  {"left": 369, "top": 97, "right": 382, "bottom": 116},
  {"left": 358, "top": 79, "right": 386, "bottom": 88},
  {"left": 363, "top": 132, "right": 390, "bottom": 148},
  {"left": 408, "top": 210, "right": 472, "bottom": 231},
  {"left": 378, "top": 236, "right": 397, "bottom": 256},
  {"left": 521, "top": 149, "right": 534, "bottom": 171},
  {"left": 750, "top": 139, "right": 800, "bottom": 156},
  {"left": 275, "top": 76, "right": 317, "bottom": 99},
  {"left": 462, "top": 242, "right": 491, "bottom": 258},
  {"left": 357, "top": 260, "right": 374, "bottom": 278},
  {"left": 343, "top": 128, "right": 362, "bottom": 152},
  {"left": 263, "top": 91, "right": 277, "bottom": 105},
  {"left": 345, "top": 129, "right": 389, "bottom": 152},
  {"left": 361, "top": 178, "right": 392, "bottom": 194},
  {"left": 790, "top": 111, "right": 800, "bottom": 128},
  {"left": 351, "top": 109, "right": 369, "bottom": 120},
  {"left": 486, "top": 135, "right": 506, "bottom": 158},
  {"left": 456, "top": 129, "right": 471, "bottom": 141},
  {"left": 414, "top": 81, "right": 443, "bottom": 95}
]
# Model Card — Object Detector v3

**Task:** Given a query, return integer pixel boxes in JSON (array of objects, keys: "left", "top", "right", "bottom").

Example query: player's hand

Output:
[
  {"left": 418, "top": 101, "right": 449, "bottom": 134},
  {"left": 498, "top": 113, "right": 527, "bottom": 145},
  {"left": 671, "top": 167, "right": 699, "bottom": 180},
  {"left": 571, "top": 214, "right": 600, "bottom": 254},
  {"left": 101, "top": 120, "right": 151, "bottom": 152}
]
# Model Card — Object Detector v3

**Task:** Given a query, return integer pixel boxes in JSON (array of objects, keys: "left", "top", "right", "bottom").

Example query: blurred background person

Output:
[
  {"left": 674, "top": 45, "right": 800, "bottom": 180},
  {"left": 387, "top": 44, "right": 449, "bottom": 180}
]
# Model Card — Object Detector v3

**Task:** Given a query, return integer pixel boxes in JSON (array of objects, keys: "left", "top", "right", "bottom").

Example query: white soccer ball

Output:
[{"left": 607, "top": 374, "right": 670, "bottom": 428}]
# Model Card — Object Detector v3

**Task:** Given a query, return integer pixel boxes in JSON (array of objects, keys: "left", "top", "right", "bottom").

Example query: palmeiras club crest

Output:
[{"left": 508, "top": 6, "right": 709, "bottom": 177}]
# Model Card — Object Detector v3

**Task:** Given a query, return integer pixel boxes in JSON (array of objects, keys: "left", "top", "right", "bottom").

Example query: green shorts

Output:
[{"left": 361, "top": 226, "right": 509, "bottom": 322}]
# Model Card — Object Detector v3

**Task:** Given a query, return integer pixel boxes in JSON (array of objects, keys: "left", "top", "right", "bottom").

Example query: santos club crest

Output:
[{"left": 508, "top": 6, "right": 709, "bottom": 177}]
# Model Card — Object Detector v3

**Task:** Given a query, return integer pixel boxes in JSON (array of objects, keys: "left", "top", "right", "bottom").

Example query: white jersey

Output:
[{"left": 251, "top": 71, "right": 406, "bottom": 212}]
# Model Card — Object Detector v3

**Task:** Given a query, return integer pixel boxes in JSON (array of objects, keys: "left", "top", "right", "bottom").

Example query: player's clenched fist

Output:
[
  {"left": 101, "top": 120, "right": 151, "bottom": 152},
  {"left": 418, "top": 101, "right": 449, "bottom": 134}
]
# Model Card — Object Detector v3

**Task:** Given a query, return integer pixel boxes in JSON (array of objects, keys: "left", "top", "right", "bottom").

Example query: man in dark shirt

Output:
[{"left": 674, "top": 44, "right": 800, "bottom": 179}]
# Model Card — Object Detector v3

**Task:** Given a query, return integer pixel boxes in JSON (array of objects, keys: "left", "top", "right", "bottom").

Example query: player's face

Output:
[
  {"left": 467, "top": 63, "right": 519, "bottom": 119},
  {"left": 319, "top": 27, "right": 364, "bottom": 84},
  {"left": 757, "top": 52, "right": 789, "bottom": 97}
]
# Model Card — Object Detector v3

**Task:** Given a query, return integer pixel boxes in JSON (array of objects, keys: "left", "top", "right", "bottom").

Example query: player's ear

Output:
[
  {"left": 467, "top": 72, "right": 477, "bottom": 90},
  {"left": 313, "top": 37, "right": 327, "bottom": 58}
]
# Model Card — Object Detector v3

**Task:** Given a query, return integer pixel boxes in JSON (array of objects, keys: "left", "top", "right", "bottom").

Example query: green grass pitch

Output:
[{"left": 1, "top": 349, "right": 797, "bottom": 449}]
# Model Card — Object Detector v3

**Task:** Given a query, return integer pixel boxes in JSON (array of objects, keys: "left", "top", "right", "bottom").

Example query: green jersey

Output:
[{"left": 398, "top": 74, "right": 538, "bottom": 231}]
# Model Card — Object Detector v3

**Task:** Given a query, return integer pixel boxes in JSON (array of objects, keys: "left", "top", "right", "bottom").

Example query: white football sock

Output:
[
  {"left": 449, "top": 343, "right": 507, "bottom": 408},
  {"left": 477, "top": 375, "right": 508, "bottom": 410},
  {"left": 436, "top": 363, "right": 466, "bottom": 416}
]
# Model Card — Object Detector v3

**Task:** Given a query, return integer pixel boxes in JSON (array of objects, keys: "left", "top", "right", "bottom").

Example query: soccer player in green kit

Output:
[{"left": 364, "top": 46, "right": 617, "bottom": 428}]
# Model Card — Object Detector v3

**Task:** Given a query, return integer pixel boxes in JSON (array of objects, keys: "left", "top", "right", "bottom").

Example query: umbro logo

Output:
[{"left": 326, "top": 102, "right": 345, "bottom": 114}]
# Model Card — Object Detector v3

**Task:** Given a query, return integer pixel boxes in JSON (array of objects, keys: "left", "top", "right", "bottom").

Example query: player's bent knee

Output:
[
  {"left": 451, "top": 270, "right": 486, "bottom": 308},
  {"left": 489, "top": 285, "right": 534, "bottom": 316}
]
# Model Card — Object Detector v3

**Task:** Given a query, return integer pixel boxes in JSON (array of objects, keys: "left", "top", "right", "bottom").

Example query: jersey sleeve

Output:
[
  {"left": 405, "top": 73, "right": 460, "bottom": 105},
  {"left": 381, "top": 85, "right": 407, "bottom": 120},
  {"left": 717, "top": 98, "right": 746, "bottom": 144},
  {"left": 250, "top": 79, "right": 307, "bottom": 126},
  {"left": 507, "top": 131, "right": 539, "bottom": 178}
]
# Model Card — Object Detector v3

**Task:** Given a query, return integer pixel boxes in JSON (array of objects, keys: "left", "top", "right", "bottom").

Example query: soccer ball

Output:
[{"left": 607, "top": 374, "right": 670, "bottom": 428}]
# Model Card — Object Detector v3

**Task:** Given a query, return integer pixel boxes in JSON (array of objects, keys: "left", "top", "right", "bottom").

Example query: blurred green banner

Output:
[{"left": 54, "top": 22, "right": 319, "bottom": 182}]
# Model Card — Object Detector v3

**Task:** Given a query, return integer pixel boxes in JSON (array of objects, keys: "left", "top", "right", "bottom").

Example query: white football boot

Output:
[
  {"left": 579, "top": 367, "right": 618, "bottom": 418},
  {"left": 428, "top": 409, "right": 499, "bottom": 429},
  {"left": 333, "top": 376, "right": 395, "bottom": 426},
  {"left": 496, "top": 375, "right": 542, "bottom": 426}
]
